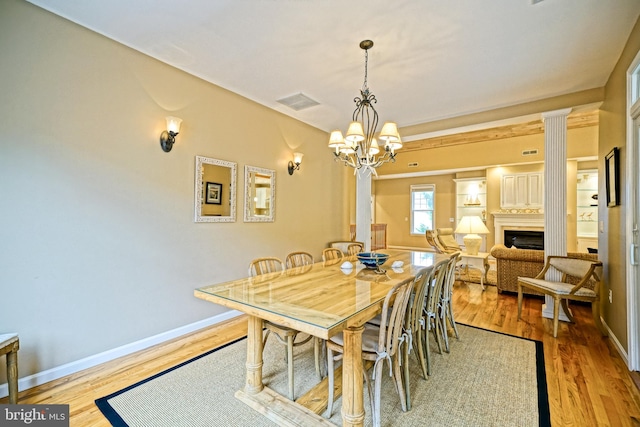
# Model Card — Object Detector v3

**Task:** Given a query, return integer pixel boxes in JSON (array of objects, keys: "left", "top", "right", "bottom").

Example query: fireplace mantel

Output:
[{"left": 492, "top": 211, "right": 544, "bottom": 245}]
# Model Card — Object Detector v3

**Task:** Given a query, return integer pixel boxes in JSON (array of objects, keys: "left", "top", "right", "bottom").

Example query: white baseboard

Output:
[
  {"left": 0, "top": 310, "right": 243, "bottom": 398},
  {"left": 602, "top": 317, "right": 629, "bottom": 367}
]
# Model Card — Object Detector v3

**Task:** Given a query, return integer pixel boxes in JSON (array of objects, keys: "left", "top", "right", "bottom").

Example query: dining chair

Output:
[
  {"left": 284, "top": 251, "right": 326, "bottom": 378},
  {"left": 347, "top": 242, "right": 364, "bottom": 256},
  {"left": 420, "top": 258, "right": 449, "bottom": 376},
  {"left": 285, "top": 251, "right": 314, "bottom": 268},
  {"left": 322, "top": 248, "right": 344, "bottom": 264},
  {"left": 400, "top": 269, "right": 431, "bottom": 410},
  {"left": 248, "top": 257, "right": 285, "bottom": 276},
  {"left": 248, "top": 257, "right": 312, "bottom": 400},
  {"left": 325, "top": 278, "right": 414, "bottom": 426},
  {"left": 517, "top": 255, "right": 606, "bottom": 338},
  {"left": 439, "top": 252, "right": 461, "bottom": 353}
]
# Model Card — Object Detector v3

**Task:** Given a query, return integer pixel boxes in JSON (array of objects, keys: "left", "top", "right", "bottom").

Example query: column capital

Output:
[{"left": 541, "top": 108, "right": 572, "bottom": 120}]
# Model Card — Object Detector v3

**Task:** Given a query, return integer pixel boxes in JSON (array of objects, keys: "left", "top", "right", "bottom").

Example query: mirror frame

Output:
[
  {"left": 194, "top": 156, "right": 237, "bottom": 223},
  {"left": 244, "top": 165, "right": 276, "bottom": 222}
]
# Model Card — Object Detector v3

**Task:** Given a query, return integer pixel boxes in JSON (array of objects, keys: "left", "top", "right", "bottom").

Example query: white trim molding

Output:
[{"left": 0, "top": 310, "right": 243, "bottom": 398}]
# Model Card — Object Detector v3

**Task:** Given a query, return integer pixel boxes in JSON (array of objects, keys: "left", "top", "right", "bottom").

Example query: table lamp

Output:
[{"left": 455, "top": 216, "right": 490, "bottom": 255}]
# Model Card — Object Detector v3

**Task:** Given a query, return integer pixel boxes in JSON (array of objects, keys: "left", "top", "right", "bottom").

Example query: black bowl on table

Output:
[{"left": 356, "top": 252, "right": 389, "bottom": 269}]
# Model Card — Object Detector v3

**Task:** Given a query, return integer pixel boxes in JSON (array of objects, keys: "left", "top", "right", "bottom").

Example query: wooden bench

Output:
[{"left": 0, "top": 333, "right": 19, "bottom": 403}]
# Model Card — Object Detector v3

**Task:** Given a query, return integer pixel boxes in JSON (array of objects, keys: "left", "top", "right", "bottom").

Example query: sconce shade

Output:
[
  {"left": 166, "top": 116, "right": 182, "bottom": 134},
  {"left": 455, "top": 215, "right": 489, "bottom": 255},
  {"left": 160, "top": 116, "right": 183, "bottom": 153},
  {"left": 288, "top": 152, "right": 304, "bottom": 175}
]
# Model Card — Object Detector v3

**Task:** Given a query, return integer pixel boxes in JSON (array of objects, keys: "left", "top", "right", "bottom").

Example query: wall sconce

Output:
[
  {"left": 288, "top": 152, "right": 304, "bottom": 175},
  {"left": 159, "top": 116, "right": 182, "bottom": 152}
]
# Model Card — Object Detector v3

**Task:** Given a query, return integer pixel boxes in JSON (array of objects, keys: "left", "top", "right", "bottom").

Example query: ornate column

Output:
[
  {"left": 356, "top": 173, "right": 372, "bottom": 251},
  {"left": 541, "top": 108, "right": 571, "bottom": 320}
]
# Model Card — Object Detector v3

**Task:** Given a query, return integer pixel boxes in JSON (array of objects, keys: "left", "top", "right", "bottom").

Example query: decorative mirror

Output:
[
  {"left": 194, "top": 156, "right": 237, "bottom": 222},
  {"left": 244, "top": 165, "right": 275, "bottom": 222}
]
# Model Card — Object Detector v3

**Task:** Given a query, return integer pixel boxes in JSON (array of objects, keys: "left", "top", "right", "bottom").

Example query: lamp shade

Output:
[
  {"left": 293, "top": 152, "right": 304, "bottom": 165},
  {"left": 379, "top": 122, "right": 400, "bottom": 142},
  {"left": 328, "top": 130, "right": 345, "bottom": 148},
  {"left": 369, "top": 138, "right": 380, "bottom": 155},
  {"left": 455, "top": 215, "right": 489, "bottom": 255},
  {"left": 166, "top": 116, "right": 182, "bottom": 134},
  {"left": 454, "top": 216, "right": 489, "bottom": 235},
  {"left": 345, "top": 121, "right": 365, "bottom": 143}
]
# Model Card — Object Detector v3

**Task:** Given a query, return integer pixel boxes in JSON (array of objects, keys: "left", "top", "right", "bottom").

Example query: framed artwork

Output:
[
  {"left": 205, "top": 182, "right": 222, "bottom": 205},
  {"left": 605, "top": 147, "right": 620, "bottom": 207}
]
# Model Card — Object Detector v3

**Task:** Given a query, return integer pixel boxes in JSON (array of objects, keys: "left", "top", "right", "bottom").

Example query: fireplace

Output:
[
  {"left": 492, "top": 211, "right": 544, "bottom": 246},
  {"left": 504, "top": 230, "right": 544, "bottom": 250}
]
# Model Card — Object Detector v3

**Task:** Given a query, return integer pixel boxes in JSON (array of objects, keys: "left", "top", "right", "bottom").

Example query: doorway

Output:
[{"left": 626, "top": 54, "right": 640, "bottom": 371}]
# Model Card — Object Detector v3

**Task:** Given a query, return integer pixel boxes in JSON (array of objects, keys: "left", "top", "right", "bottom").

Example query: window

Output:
[{"left": 411, "top": 184, "right": 435, "bottom": 234}]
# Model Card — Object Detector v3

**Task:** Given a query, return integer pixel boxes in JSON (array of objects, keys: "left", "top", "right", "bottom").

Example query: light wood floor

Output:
[{"left": 3, "top": 281, "right": 640, "bottom": 426}]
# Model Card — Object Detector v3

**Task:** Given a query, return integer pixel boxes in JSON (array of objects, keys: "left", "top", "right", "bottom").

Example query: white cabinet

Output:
[{"left": 500, "top": 173, "right": 543, "bottom": 209}]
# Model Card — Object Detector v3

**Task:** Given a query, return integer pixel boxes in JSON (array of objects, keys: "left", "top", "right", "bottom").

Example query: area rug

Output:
[
  {"left": 458, "top": 266, "right": 498, "bottom": 287},
  {"left": 96, "top": 324, "right": 550, "bottom": 427}
]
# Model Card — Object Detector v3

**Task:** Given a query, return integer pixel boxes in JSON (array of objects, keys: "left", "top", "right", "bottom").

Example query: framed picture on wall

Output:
[
  {"left": 605, "top": 147, "right": 620, "bottom": 207},
  {"left": 206, "top": 182, "right": 222, "bottom": 205}
]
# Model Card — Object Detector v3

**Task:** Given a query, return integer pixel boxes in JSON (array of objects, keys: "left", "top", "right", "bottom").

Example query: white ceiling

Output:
[{"left": 27, "top": 0, "right": 640, "bottom": 137}]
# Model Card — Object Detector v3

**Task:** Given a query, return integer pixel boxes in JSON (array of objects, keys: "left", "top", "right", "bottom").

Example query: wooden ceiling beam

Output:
[{"left": 402, "top": 110, "right": 598, "bottom": 152}]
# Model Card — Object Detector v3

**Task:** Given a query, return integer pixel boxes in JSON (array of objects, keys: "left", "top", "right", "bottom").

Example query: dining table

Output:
[{"left": 194, "top": 249, "right": 445, "bottom": 427}]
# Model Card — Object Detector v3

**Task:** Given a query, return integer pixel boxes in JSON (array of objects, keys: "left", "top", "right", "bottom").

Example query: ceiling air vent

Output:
[
  {"left": 408, "top": 162, "right": 419, "bottom": 167},
  {"left": 276, "top": 93, "right": 320, "bottom": 111},
  {"left": 522, "top": 149, "right": 539, "bottom": 156}
]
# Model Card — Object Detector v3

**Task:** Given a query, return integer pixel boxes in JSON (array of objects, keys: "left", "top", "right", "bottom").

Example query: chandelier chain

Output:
[{"left": 362, "top": 48, "right": 369, "bottom": 93}]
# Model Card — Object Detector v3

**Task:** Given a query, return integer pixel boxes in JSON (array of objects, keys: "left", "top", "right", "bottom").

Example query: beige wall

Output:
[
  {"left": 376, "top": 126, "right": 597, "bottom": 252},
  {"left": 0, "top": 0, "right": 348, "bottom": 380},
  {"left": 598, "top": 16, "right": 640, "bottom": 352},
  {"left": 375, "top": 174, "right": 456, "bottom": 248}
]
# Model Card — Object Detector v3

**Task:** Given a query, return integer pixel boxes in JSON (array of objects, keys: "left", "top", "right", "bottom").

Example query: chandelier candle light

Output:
[{"left": 328, "top": 40, "right": 402, "bottom": 176}]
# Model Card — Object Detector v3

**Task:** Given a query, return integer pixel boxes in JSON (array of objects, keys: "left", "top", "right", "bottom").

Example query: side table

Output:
[
  {"left": 0, "top": 333, "right": 19, "bottom": 404},
  {"left": 458, "top": 252, "right": 490, "bottom": 290}
]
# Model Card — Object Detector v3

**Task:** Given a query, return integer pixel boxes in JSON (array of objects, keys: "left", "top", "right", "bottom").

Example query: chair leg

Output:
[
  {"left": 517, "top": 283, "right": 523, "bottom": 319},
  {"left": 393, "top": 352, "right": 407, "bottom": 412},
  {"left": 560, "top": 299, "right": 575, "bottom": 323},
  {"left": 423, "top": 322, "right": 432, "bottom": 376},
  {"left": 263, "top": 329, "right": 271, "bottom": 347},
  {"left": 372, "top": 360, "right": 385, "bottom": 427},
  {"left": 314, "top": 338, "right": 325, "bottom": 380},
  {"left": 553, "top": 297, "right": 560, "bottom": 338},
  {"left": 414, "top": 327, "right": 428, "bottom": 379},
  {"left": 440, "top": 310, "right": 450, "bottom": 353},
  {"left": 402, "top": 338, "right": 411, "bottom": 411},
  {"left": 287, "top": 335, "right": 294, "bottom": 400},
  {"left": 325, "top": 348, "right": 335, "bottom": 418},
  {"left": 447, "top": 299, "right": 459, "bottom": 339},
  {"left": 433, "top": 317, "right": 443, "bottom": 354}
]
